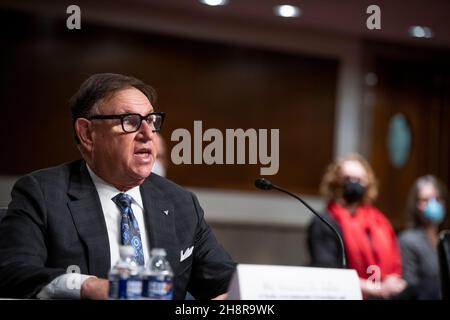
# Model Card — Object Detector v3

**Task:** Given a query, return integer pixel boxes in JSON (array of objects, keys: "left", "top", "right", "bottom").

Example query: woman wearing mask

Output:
[
  {"left": 399, "top": 175, "right": 448, "bottom": 299},
  {"left": 308, "top": 153, "right": 406, "bottom": 299}
]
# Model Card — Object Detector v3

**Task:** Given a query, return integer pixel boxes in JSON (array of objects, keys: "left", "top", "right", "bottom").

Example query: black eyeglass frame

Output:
[{"left": 88, "top": 112, "right": 165, "bottom": 133}]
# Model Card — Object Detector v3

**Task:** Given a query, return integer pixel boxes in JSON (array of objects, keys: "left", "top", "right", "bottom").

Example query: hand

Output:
[
  {"left": 212, "top": 293, "right": 228, "bottom": 300},
  {"left": 379, "top": 275, "right": 407, "bottom": 299},
  {"left": 361, "top": 275, "right": 407, "bottom": 299},
  {"left": 80, "top": 277, "right": 109, "bottom": 300}
]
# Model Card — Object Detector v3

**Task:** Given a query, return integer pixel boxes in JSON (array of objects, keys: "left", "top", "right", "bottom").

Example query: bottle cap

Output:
[
  {"left": 151, "top": 248, "right": 167, "bottom": 256},
  {"left": 119, "top": 245, "right": 135, "bottom": 258}
]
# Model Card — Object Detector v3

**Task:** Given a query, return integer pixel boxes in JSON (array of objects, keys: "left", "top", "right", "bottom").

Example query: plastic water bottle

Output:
[
  {"left": 108, "top": 245, "right": 143, "bottom": 299},
  {"left": 142, "top": 248, "right": 173, "bottom": 300}
]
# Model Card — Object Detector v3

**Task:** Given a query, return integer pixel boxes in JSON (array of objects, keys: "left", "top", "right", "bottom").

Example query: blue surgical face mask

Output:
[{"left": 423, "top": 198, "right": 445, "bottom": 224}]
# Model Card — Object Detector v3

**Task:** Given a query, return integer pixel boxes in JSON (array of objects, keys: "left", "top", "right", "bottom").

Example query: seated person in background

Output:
[
  {"left": 308, "top": 153, "right": 406, "bottom": 299},
  {"left": 399, "top": 175, "right": 448, "bottom": 299},
  {"left": 0, "top": 73, "right": 236, "bottom": 299}
]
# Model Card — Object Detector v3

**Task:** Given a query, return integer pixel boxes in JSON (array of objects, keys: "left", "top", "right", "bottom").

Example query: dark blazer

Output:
[
  {"left": 307, "top": 212, "right": 344, "bottom": 269},
  {"left": 0, "top": 160, "right": 236, "bottom": 299}
]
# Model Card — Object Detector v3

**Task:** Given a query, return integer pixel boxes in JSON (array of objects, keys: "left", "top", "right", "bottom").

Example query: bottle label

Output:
[
  {"left": 109, "top": 279, "right": 119, "bottom": 299},
  {"left": 109, "top": 278, "right": 128, "bottom": 299},
  {"left": 126, "top": 278, "right": 143, "bottom": 299},
  {"left": 143, "top": 275, "right": 173, "bottom": 300}
]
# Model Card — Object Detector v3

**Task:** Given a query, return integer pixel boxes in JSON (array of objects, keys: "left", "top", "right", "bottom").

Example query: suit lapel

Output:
[
  {"left": 67, "top": 161, "right": 111, "bottom": 278},
  {"left": 140, "top": 177, "right": 179, "bottom": 272}
]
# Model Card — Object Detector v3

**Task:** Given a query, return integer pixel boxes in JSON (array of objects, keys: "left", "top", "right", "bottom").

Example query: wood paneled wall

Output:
[
  {"left": 365, "top": 42, "right": 450, "bottom": 229},
  {"left": 0, "top": 10, "right": 338, "bottom": 194}
]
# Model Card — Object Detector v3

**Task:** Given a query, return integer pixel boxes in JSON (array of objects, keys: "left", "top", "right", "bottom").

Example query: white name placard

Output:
[{"left": 227, "top": 264, "right": 362, "bottom": 300}]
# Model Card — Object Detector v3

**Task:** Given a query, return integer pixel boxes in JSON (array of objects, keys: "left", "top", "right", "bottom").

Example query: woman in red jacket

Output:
[{"left": 308, "top": 153, "right": 406, "bottom": 299}]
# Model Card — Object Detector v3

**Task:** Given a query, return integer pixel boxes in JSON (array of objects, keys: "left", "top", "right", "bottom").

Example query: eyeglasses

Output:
[{"left": 88, "top": 112, "right": 165, "bottom": 133}]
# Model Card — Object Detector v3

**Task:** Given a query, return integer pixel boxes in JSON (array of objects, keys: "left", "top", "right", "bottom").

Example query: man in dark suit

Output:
[{"left": 0, "top": 73, "right": 236, "bottom": 299}]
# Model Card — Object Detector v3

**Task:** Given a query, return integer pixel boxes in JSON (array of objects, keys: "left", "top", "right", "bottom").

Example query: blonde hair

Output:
[{"left": 320, "top": 153, "right": 378, "bottom": 203}]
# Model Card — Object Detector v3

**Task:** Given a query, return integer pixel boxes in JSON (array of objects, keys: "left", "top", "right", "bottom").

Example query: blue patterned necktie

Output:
[{"left": 112, "top": 193, "right": 145, "bottom": 265}]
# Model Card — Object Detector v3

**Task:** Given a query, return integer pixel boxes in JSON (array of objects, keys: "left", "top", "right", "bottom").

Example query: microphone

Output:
[{"left": 254, "top": 178, "right": 347, "bottom": 268}]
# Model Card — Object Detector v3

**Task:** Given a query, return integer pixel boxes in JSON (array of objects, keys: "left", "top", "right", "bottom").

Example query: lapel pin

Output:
[{"left": 163, "top": 210, "right": 169, "bottom": 216}]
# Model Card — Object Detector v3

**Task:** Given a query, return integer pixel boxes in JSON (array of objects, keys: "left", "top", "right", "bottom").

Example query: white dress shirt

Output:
[{"left": 37, "top": 165, "right": 150, "bottom": 299}]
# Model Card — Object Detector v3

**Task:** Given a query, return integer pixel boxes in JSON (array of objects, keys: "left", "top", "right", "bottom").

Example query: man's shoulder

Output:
[
  {"left": 399, "top": 228, "right": 424, "bottom": 246},
  {"left": 16, "top": 160, "right": 82, "bottom": 187},
  {"left": 142, "top": 175, "right": 201, "bottom": 212},
  {"left": 311, "top": 210, "right": 337, "bottom": 225},
  {"left": 144, "top": 173, "right": 194, "bottom": 198},
  {"left": 145, "top": 174, "right": 193, "bottom": 199},
  {"left": 309, "top": 210, "right": 341, "bottom": 234}
]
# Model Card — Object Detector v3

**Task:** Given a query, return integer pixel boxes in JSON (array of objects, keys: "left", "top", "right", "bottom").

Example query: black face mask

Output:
[{"left": 342, "top": 181, "right": 366, "bottom": 204}]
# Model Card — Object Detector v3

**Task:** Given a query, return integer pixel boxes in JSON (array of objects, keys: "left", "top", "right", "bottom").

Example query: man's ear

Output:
[{"left": 75, "top": 118, "right": 94, "bottom": 152}]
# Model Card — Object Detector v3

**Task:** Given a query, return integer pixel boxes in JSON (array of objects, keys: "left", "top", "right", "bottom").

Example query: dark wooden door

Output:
[{"left": 370, "top": 55, "right": 450, "bottom": 229}]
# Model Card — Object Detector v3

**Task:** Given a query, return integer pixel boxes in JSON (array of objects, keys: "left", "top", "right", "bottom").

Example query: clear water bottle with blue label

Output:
[
  {"left": 142, "top": 248, "right": 173, "bottom": 300},
  {"left": 108, "top": 245, "right": 143, "bottom": 299}
]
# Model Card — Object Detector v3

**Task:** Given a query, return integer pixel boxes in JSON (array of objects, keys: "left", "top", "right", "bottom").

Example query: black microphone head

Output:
[{"left": 255, "top": 178, "right": 273, "bottom": 190}]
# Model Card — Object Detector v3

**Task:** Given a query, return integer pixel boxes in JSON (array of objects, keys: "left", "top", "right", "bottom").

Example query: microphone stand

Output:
[{"left": 255, "top": 178, "right": 347, "bottom": 268}]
